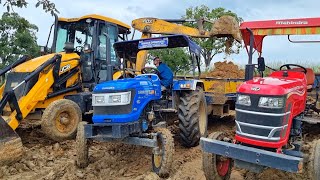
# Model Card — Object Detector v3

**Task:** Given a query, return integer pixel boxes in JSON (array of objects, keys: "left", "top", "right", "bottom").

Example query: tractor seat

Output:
[{"left": 290, "top": 68, "right": 315, "bottom": 89}]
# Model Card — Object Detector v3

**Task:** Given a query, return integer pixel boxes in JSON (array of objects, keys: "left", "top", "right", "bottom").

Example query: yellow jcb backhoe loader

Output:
[{"left": 0, "top": 14, "right": 131, "bottom": 165}]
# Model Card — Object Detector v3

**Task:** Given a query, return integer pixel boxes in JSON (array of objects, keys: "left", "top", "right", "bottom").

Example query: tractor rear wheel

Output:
[
  {"left": 202, "top": 132, "right": 233, "bottom": 180},
  {"left": 152, "top": 128, "right": 174, "bottom": 178},
  {"left": 76, "top": 121, "right": 89, "bottom": 168},
  {"left": 41, "top": 99, "right": 81, "bottom": 141},
  {"left": 309, "top": 139, "right": 320, "bottom": 180},
  {"left": 178, "top": 87, "right": 208, "bottom": 147}
]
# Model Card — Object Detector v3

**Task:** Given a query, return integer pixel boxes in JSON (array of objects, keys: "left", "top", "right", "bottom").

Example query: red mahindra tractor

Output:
[{"left": 201, "top": 17, "right": 320, "bottom": 180}]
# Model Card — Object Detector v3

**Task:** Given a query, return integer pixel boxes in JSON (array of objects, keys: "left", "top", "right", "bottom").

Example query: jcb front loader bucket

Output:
[
  {"left": 210, "top": 15, "right": 242, "bottom": 42},
  {"left": 0, "top": 116, "right": 23, "bottom": 166}
]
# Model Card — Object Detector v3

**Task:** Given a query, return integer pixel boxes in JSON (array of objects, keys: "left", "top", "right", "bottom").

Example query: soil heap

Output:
[{"left": 207, "top": 60, "right": 245, "bottom": 78}]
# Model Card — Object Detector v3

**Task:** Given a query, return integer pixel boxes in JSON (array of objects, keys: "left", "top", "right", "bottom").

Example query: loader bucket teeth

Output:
[{"left": 0, "top": 116, "right": 23, "bottom": 165}]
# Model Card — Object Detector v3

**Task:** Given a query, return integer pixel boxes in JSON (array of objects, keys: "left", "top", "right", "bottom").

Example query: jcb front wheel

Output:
[
  {"left": 152, "top": 128, "right": 174, "bottom": 178},
  {"left": 41, "top": 99, "right": 81, "bottom": 141},
  {"left": 202, "top": 132, "right": 233, "bottom": 180}
]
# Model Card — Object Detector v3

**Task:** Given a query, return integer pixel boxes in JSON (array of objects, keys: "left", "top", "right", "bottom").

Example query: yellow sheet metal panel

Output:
[
  {"left": 0, "top": 83, "right": 4, "bottom": 99},
  {"left": 58, "top": 14, "right": 130, "bottom": 30},
  {"left": 13, "top": 52, "right": 80, "bottom": 73},
  {"left": 202, "top": 78, "right": 243, "bottom": 94}
]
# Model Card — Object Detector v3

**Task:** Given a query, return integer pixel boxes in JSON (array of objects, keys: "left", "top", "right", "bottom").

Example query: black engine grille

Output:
[{"left": 235, "top": 94, "right": 289, "bottom": 141}]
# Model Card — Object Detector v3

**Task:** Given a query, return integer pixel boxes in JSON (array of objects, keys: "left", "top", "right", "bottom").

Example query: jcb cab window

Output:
[
  {"left": 56, "top": 20, "right": 94, "bottom": 53},
  {"left": 97, "top": 24, "right": 118, "bottom": 64}
]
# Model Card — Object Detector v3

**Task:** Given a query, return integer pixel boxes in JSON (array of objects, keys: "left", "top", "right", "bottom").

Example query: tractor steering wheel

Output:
[
  {"left": 141, "top": 67, "right": 160, "bottom": 75},
  {"left": 279, "top": 64, "right": 307, "bottom": 74},
  {"left": 75, "top": 46, "right": 83, "bottom": 52}
]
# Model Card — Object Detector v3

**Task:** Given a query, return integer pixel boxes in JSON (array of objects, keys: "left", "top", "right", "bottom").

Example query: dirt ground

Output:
[{"left": 0, "top": 114, "right": 319, "bottom": 180}]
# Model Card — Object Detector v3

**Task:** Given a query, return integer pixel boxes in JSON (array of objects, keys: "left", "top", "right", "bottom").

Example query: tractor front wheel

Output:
[
  {"left": 202, "top": 132, "right": 233, "bottom": 180},
  {"left": 76, "top": 121, "right": 89, "bottom": 168},
  {"left": 152, "top": 128, "right": 174, "bottom": 178},
  {"left": 309, "top": 139, "right": 320, "bottom": 180},
  {"left": 41, "top": 99, "right": 81, "bottom": 141}
]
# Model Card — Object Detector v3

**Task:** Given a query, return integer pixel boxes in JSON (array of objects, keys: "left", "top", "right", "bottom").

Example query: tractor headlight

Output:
[
  {"left": 93, "top": 91, "right": 131, "bottom": 106},
  {"left": 95, "top": 96, "right": 105, "bottom": 104},
  {"left": 237, "top": 95, "right": 251, "bottom": 106},
  {"left": 258, "top": 97, "right": 284, "bottom": 108},
  {"left": 109, "top": 95, "right": 121, "bottom": 103}
]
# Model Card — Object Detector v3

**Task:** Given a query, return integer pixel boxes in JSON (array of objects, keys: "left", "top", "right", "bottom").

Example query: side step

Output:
[
  {"left": 158, "top": 108, "right": 177, "bottom": 113},
  {"left": 301, "top": 116, "right": 320, "bottom": 124}
]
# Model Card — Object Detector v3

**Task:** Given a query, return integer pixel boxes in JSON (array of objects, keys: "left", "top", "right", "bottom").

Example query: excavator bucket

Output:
[
  {"left": 0, "top": 116, "right": 23, "bottom": 165},
  {"left": 210, "top": 15, "right": 242, "bottom": 42}
]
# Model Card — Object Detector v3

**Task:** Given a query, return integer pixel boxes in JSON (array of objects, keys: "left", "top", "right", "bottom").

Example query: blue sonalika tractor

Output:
[{"left": 75, "top": 35, "right": 208, "bottom": 177}]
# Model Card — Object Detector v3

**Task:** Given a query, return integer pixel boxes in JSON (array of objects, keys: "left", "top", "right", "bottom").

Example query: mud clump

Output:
[
  {"left": 210, "top": 15, "right": 242, "bottom": 42},
  {"left": 207, "top": 60, "right": 245, "bottom": 79}
]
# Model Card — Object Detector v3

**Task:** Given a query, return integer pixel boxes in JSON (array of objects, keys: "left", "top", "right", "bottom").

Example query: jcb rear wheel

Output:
[
  {"left": 309, "top": 139, "right": 320, "bottom": 180},
  {"left": 41, "top": 99, "right": 81, "bottom": 141},
  {"left": 152, "top": 128, "right": 174, "bottom": 178},
  {"left": 76, "top": 121, "right": 89, "bottom": 168},
  {"left": 202, "top": 132, "right": 233, "bottom": 180},
  {"left": 178, "top": 87, "right": 208, "bottom": 147}
]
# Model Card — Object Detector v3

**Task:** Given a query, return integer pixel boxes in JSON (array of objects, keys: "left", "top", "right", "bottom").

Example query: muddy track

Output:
[{"left": 0, "top": 114, "right": 319, "bottom": 180}]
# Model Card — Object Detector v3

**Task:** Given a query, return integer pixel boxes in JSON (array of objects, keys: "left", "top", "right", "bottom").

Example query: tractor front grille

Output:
[
  {"left": 235, "top": 94, "right": 289, "bottom": 142},
  {"left": 93, "top": 89, "right": 135, "bottom": 115}
]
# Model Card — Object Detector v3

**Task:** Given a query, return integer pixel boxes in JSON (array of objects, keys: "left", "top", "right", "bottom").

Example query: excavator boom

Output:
[
  {"left": 132, "top": 15, "right": 242, "bottom": 71},
  {"left": 132, "top": 17, "right": 210, "bottom": 37}
]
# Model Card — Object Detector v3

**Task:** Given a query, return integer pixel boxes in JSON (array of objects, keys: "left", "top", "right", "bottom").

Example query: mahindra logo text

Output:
[{"left": 276, "top": 21, "right": 308, "bottom": 25}]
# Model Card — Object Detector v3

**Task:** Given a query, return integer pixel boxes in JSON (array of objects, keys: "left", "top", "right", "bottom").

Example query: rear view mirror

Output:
[
  {"left": 40, "top": 46, "right": 47, "bottom": 55},
  {"left": 257, "top": 57, "right": 265, "bottom": 72}
]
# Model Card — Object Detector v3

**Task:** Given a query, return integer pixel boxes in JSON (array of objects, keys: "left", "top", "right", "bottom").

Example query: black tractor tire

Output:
[
  {"left": 309, "top": 139, "right": 320, "bottom": 180},
  {"left": 41, "top": 99, "right": 82, "bottom": 141},
  {"left": 178, "top": 87, "right": 208, "bottom": 147},
  {"left": 202, "top": 132, "right": 233, "bottom": 180},
  {"left": 152, "top": 128, "right": 174, "bottom": 178},
  {"left": 76, "top": 121, "right": 89, "bottom": 168}
]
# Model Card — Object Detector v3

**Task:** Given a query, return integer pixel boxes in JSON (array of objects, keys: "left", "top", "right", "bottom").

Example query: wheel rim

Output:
[
  {"left": 55, "top": 110, "right": 76, "bottom": 133},
  {"left": 216, "top": 155, "right": 230, "bottom": 177},
  {"left": 198, "top": 98, "right": 207, "bottom": 136},
  {"left": 153, "top": 134, "right": 163, "bottom": 168}
]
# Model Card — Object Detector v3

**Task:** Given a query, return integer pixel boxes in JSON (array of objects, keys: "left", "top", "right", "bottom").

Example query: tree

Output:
[
  {"left": 2, "top": 0, "right": 58, "bottom": 15},
  {"left": 0, "top": 12, "right": 40, "bottom": 69},
  {"left": 149, "top": 48, "right": 191, "bottom": 75},
  {"left": 183, "top": 5, "right": 243, "bottom": 68}
]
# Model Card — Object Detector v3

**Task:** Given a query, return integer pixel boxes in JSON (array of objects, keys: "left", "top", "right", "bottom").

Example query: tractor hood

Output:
[
  {"left": 13, "top": 52, "right": 80, "bottom": 73},
  {"left": 238, "top": 72, "right": 307, "bottom": 96},
  {"left": 93, "top": 75, "right": 161, "bottom": 94}
]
